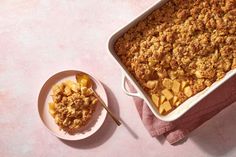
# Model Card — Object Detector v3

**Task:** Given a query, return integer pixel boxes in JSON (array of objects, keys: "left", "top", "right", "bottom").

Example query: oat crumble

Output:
[{"left": 115, "top": 0, "right": 236, "bottom": 115}]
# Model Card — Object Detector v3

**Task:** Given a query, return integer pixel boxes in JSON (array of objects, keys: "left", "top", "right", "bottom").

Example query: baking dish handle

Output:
[{"left": 121, "top": 74, "right": 142, "bottom": 98}]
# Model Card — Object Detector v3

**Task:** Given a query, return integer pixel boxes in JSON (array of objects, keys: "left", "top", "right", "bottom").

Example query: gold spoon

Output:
[{"left": 76, "top": 72, "right": 121, "bottom": 126}]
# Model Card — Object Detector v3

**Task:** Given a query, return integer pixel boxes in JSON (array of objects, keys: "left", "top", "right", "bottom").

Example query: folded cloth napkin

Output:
[{"left": 128, "top": 75, "right": 236, "bottom": 145}]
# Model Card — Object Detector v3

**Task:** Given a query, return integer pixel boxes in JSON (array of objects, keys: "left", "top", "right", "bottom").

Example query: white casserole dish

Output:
[{"left": 108, "top": 0, "right": 236, "bottom": 122}]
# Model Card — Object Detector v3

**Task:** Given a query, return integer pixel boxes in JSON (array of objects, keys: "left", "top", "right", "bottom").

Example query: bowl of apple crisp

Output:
[
  {"left": 108, "top": 0, "right": 236, "bottom": 121},
  {"left": 38, "top": 70, "right": 108, "bottom": 140}
]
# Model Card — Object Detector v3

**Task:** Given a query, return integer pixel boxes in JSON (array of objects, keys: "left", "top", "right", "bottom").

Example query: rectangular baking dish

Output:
[{"left": 107, "top": 0, "right": 236, "bottom": 122}]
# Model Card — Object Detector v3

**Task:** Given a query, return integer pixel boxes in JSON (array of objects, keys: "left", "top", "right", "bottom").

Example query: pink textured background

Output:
[{"left": 0, "top": 0, "right": 236, "bottom": 157}]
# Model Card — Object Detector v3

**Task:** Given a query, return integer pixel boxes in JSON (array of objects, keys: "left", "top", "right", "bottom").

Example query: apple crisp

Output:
[
  {"left": 48, "top": 79, "right": 98, "bottom": 134},
  {"left": 115, "top": 0, "right": 236, "bottom": 115}
]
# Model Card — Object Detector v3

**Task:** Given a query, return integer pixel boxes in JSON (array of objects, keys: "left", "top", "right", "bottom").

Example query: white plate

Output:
[{"left": 38, "top": 70, "right": 108, "bottom": 140}]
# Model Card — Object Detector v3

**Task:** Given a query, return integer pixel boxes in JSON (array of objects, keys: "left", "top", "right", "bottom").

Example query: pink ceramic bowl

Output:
[{"left": 38, "top": 70, "right": 108, "bottom": 140}]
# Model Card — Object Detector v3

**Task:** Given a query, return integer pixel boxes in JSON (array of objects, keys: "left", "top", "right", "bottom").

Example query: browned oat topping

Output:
[
  {"left": 115, "top": 0, "right": 236, "bottom": 115},
  {"left": 49, "top": 79, "right": 98, "bottom": 134}
]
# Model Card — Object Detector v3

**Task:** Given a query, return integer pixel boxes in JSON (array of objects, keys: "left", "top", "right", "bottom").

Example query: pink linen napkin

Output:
[{"left": 128, "top": 75, "right": 236, "bottom": 145}]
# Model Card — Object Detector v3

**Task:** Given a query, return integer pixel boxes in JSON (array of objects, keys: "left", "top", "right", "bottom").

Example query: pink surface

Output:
[{"left": 0, "top": 0, "right": 236, "bottom": 157}]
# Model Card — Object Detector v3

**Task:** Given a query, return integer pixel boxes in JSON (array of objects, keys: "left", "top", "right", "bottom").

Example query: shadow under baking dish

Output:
[{"left": 37, "top": 70, "right": 108, "bottom": 140}]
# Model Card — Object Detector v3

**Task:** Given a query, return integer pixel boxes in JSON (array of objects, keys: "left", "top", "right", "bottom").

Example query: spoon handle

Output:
[{"left": 92, "top": 89, "right": 121, "bottom": 126}]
